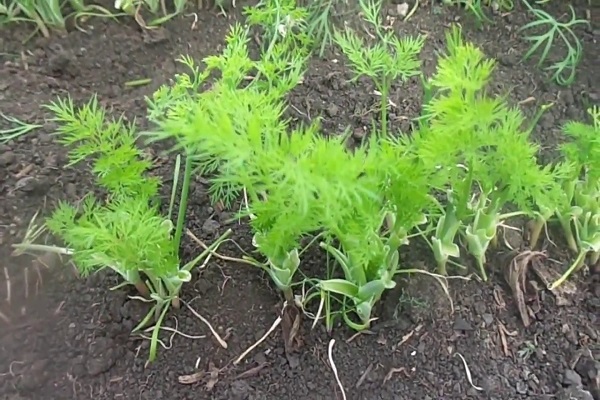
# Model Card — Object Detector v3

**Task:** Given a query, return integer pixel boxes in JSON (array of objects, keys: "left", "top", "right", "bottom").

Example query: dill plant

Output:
[
  {"left": 316, "top": 134, "right": 434, "bottom": 330},
  {"left": 146, "top": 24, "right": 319, "bottom": 302},
  {"left": 13, "top": 96, "right": 230, "bottom": 362},
  {"left": 531, "top": 106, "right": 599, "bottom": 289},
  {"left": 333, "top": 0, "right": 424, "bottom": 136},
  {"left": 414, "top": 26, "right": 563, "bottom": 280}
]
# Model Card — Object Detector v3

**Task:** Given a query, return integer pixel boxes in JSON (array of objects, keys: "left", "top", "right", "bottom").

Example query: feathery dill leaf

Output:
[
  {"left": 46, "top": 196, "right": 178, "bottom": 278},
  {"left": 46, "top": 96, "right": 159, "bottom": 200}
]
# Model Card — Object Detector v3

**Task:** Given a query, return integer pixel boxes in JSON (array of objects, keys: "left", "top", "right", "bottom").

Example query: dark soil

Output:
[{"left": 1, "top": 1, "right": 599, "bottom": 399}]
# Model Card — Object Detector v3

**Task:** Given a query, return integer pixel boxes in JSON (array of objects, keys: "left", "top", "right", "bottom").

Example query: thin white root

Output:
[
  {"left": 141, "top": 317, "right": 207, "bottom": 341},
  {"left": 140, "top": 317, "right": 198, "bottom": 349},
  {"left": 4, "top": 267, "right": 10, "bottom": 304},
  {"left": 328, "top": 339, "right": 346, "bottom": 400},
  {"left": 0, "top": 310, "right": 10, "bottom": 324},
  {"left": 186, "top": 229, "right": 254, "bottom": 266},
  {"left": 455, "top": 353, "right": 483, "bottom": 391},
  {"left": 182, "top": 300, "right": 228, "bottom": 349},
  {"left": 234, "top": 315, "right": 281, "bottom": 365},
  {"left": 23, "top": 267, "right": 29, "bottom": 300},
  {"left": 138, "top": 334, "right": 172, "bottom": 350},
  {"left": 147, "top": 326, "right": 207, "bottom": 340}
]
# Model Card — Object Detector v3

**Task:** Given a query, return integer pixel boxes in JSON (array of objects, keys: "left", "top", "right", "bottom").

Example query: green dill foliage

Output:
[
  {"left": 46, "top": 195, "right": 178, "bottom": 284},
  {"left": 47, "top": 96, "right": 159, "bottom": 200},
  {"left": 150, "top": 56, "right": 374, "bottom": 301},
  {"left": 549, "top": 106, "right": 600, "bottom": 288},
  {"left": 43, "top": 95, "right": 231, "bottom": 362},
  {"left": 562, "top": 106, "right": 600, "bottom": 186},
  {"left": 317, "top": 134, "right": 434, "bottom": 330},
  {"left": 334, "top": 0, "right": 424, "bottom": 135},
  {"left": 44, "top": 96, "right": 171, "bottom": 294},
  {"left": 416, "top": 26, "right": 562, "bottom": 279},
  {"left": 147, "top": 24, "right": 318, "bottom": 300},
  {"left": 148, "top": 24, "right": 305, "bottom": 120}
]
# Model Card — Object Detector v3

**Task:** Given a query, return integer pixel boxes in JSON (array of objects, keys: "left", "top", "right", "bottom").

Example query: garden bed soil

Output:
[{"left": 1, "top": 1, "right": 599, "bottom": 399}]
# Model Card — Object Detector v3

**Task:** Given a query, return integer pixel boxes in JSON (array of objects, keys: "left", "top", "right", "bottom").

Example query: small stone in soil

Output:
[
  {"left": 202, "top": 218, "right": 220, "bottom": 235},
  {"left": 453, "top": 317, "right": 473, "bottom": 331},
  {"left": 0, "top": 150, "right": 15, "bottom": 166},
  {"left": 555, "top": 387, "right": 594, "bottom": 400},
  {"left": 516, "top": 380, "right": 528, "bottom": 394},
  {"left": 482, "top": 313, "right": 494, "bottom": 326},
  {"left": 229, "top": 380, "right": 253, "bottom": 399},
  {"left": 563, "top": 369, "right": 583, "bottom": 387}
]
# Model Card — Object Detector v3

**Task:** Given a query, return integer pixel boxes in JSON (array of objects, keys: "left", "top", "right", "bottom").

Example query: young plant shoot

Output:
[
  {"left": 416, "top": 26, "right": 562, "bottom": 280},
  {"left": 334, "top": 0, "right": 424, "bottom": 136},
  {"left": 13, "top": 96, "right": 230, "bottom": 362}
]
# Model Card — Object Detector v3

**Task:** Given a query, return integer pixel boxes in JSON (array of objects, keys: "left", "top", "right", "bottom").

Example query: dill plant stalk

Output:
[{"left": 415, "top": 26, "right": 563, "bottom": 280}]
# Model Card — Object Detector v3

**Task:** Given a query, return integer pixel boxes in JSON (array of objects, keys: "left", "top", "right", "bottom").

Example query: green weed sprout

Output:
[
  {"left": 520, "top": 0, "right": 589, "bottom": 86},
  {"left": 245, "top": 0, "right": 312, "bottom": 55},
  {"left": 243, "top": 0, "right": 313, "bottom": 99},
  {"left": 548, "top": 106, "right": 599, "bottom": 289},
  {"left": 417, "top": 26, "right": 562, "bottom": 280},
  {"left": 0, "top": 0, "right": 65, "bottom": 37},
  {"left": 334, "top": 0, "right": 424, "bottom": 137},
  {"left": 0, "top": 113, "right": 42, "bottom": 144},
  {"left": 12, "top": 96, "right": 230, "bottom": 362},
  {"left": 302, "top": 0, "right": 342, "bottom": 56}
]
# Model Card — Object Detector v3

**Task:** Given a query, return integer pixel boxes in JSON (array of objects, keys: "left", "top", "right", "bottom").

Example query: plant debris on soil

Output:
[{"left": 1, "top": 1, "right": 599, "bottom": 399}]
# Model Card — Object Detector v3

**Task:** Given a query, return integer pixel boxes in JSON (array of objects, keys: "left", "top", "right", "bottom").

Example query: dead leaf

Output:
[
  {"left": 177, "top": 362, "right": 220, "bottom": 391},
  {"left": 205, "top": 362, "right": 219, "bottom": 391},
  {"left": 281, "top": 302, "right": 301, "bottom": 353},
  {"left": 503, "top": 251, "right": 545, "bottom": 327},
  {"left": 178, "top": 371, "right": 205, "bottom": 385},
  {"left": 355, "top": 363, "right": 374, "bottom": 388},
  {"left": 394, "top": 329, "right": 414, "bottom": 351},
  {"left": 234, "top": 363, "right": 270, "bottom": 380},
  {"left": 15, "top": 163, "right": 34, "bottom": 179},
  {"left": 497, "top": 322, "right": 510, "bottom": 357},
  {"left": 383, "top": 367, "right": 408, "bottom": 384},
  {"left": 529, "top": 258, "right": 577, "bottom": 306}
]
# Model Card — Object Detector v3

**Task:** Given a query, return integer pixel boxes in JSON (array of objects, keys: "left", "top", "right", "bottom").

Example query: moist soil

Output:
[{"left": 1, "top": 1, "right": 599, "bottom": 399}]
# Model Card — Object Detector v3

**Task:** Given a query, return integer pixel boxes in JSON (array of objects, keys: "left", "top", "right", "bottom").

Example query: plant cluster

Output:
[
  {"left": 13, "top": 0, "right": 597, "bottom": 360},
  {"left": 529, "top": 106, "right": 600, "bottom": 288},
  {"left": 14, "top": 95, "right": 230, "bottom": 362},
  {"left": 0, "top": 0, "right": 194, "bottom": 36},
  {"left": 142, "top": 1, "right": 595, "bottom": 331}
]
